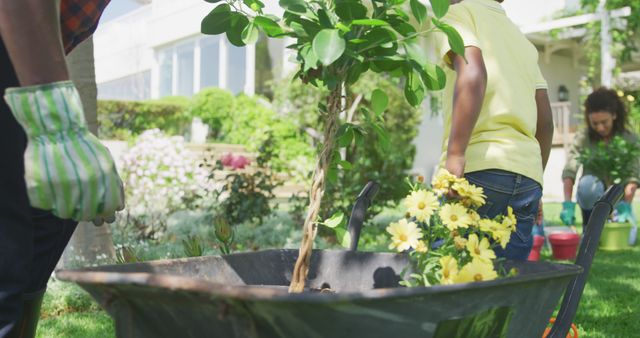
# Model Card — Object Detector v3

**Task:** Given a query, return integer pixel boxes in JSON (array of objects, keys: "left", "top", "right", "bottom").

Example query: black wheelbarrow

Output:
[{"left": 57, "top": 184, "right": 624, "bottom": 338}]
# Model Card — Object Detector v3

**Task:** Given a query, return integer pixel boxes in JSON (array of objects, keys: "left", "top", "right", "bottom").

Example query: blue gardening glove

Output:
[
  {"left": 615, "top": 201, "right": 634, "bottom": 223},
  {"left": 4, "top": 81, "right": 124, "bottom": 223},
  {"left": 560, "top": 201, "right": 576, "bottom": 226},
  {"left": 615, "top": 201, "right": 637, "bottom": 245}
]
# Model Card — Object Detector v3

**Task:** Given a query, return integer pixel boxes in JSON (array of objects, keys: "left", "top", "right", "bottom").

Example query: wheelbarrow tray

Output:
[{"left": 57, "top": 249, "right": 581, "bottom": 338}]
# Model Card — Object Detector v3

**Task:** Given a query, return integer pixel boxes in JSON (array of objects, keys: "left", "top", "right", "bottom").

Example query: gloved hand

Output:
[
  {"left": 615, "top": 201, "right": 634, "bottom": 223},
  {"left": 4, "top": 81, "right": 124, "bottom": 223},
  {"left": 560, "top": 201, "right": 576, "bottom": 225}
]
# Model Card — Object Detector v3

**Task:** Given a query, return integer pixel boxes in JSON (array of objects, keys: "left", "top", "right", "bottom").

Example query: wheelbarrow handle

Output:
[
  {"left": 347, "top": 181, "right": 380, "bottom": 251},
  {"left": 547, "top": 184, "right": 623, "bottom": 338}
]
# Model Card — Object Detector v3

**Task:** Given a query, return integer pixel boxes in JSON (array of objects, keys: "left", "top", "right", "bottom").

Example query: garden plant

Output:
[{"left": 201, "top": 0, "right": 466, "bottom": 292}]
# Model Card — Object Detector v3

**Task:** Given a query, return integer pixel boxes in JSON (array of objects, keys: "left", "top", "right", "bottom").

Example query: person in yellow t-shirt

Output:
[{"left": 435, "top": 0, "right": 554, "bottom": 260}]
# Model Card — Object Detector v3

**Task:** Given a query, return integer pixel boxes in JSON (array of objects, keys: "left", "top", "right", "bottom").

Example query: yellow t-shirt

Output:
[{"left": 435, "top": 0, "right": 548, "bottom": 185}]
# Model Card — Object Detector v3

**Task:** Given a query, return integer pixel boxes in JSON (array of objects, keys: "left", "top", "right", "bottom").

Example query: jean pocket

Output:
[{"left": 514, "top": 215, "right": 535, "bottom": 244}]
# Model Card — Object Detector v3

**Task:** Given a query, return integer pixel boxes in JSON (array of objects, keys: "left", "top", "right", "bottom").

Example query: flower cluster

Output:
[
  {"left": 220, "top": 153, "right": 251, "bottom": 170},
  {"left": 120, "top": 129, "right": 214, "bottom": 238},
  {"left": 387, "top": 169, "right": 517, "bottom": 286}
]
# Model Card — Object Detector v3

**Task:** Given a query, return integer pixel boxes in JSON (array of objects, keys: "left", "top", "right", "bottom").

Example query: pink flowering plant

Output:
[{"left": 388, "top": 169, "right": 518, "bottom": 287}]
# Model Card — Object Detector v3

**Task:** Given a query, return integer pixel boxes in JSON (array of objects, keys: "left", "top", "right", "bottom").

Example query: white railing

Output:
[{"left": 551, "top": 101, "right": 572, "bottom": 154}]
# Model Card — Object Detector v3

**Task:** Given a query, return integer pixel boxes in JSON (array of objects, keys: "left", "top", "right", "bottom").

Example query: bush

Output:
[
  {"left": 97, "top": 98, "right": 189, "bottom": 139},
  {"left": 209, "top": 135, "right": 282, "bottom": 226},
  {"left": 220, "top": 95, "right": 315, "bottom": 175},
  {"left": 187, "top": 88, "right": 236, "bottom": 139},
  {"left": 118, "top": 129, "right": 212, "bottom": 240}
]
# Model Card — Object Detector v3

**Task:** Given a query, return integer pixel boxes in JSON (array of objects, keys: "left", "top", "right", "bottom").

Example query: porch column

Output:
[{"left": 599, "top": 0, "right": 615, "bottom": 87}]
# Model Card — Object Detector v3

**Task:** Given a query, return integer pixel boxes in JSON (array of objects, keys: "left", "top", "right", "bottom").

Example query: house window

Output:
[
  {"left": 158, "top": 50, "right": 173, "bottom": 97},
  {"left": 98, "top": 71, "right": 151, "bottom": 100},
  {"left": 227, "top": 44, "right": 246, "bottom": 94},
  {"left": 200, "top": 36, "right": 220, "bottom": 88},
  {"left": 176, "top": 42, "right": 195, "bottom": 96},
  {"left": 155, "top": 36, "right": 251, "bottom": 98}
]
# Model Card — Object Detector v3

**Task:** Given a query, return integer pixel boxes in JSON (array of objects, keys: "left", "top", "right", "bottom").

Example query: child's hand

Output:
[{"left": 445, "top": 154, "right": 466, "bottom": 178}]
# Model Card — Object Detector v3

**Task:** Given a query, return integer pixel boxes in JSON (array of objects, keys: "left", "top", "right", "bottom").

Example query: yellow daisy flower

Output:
[
  {"left": 415, "top": 240, "right": 429, "bottom": 253},
  {"left": 431, "top": 168, "right": 458, "bottom": 195},
  {"left": 479, "top": 219, "right": 512, "bottom": 249},
  {"left": 439, "top": 255, "right": 459, "bottom": 285},
  {"left": 439, "top": 203, "right": 472, "bottom": 231},
  {"left": 466, "top": 234, "right": 496, "bottom": 263},
  {"left": 502, "top": 206, "right": 517, "bottom": 231},
  {"left": 386, "top": 219, "right": 423, "bottom": 252},
  {"left": 454, "top": 236, "right": 468, "bottom": 251},
  {"left": 468, "top": 210, "right": 481, "bottom": 226},
  {"left": 405, "top": 189, "right": 439, "bottom": 222},
  {"left": 454, "top": 259, "right": 498, "bottom": 283},
  {"left": 452, "top": 180, "right": 486, "bottom": 207}
]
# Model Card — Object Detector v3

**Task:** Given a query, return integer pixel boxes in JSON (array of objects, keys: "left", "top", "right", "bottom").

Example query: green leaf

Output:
[
  {"left": 324, "top": 212, "right": 345, "bottom": 228},
  {"left": 201, "top": 4, "right": 233, "bottom": 35},
  {"left": 371, "top": 89, "right": 389, "bottom": 116},
  {"left": 335, "top": 1, "right": 367, "bottom": 21},
  {"left": 241, "top": 21, "right": 259, "bottom": 44},
  {"left": 279, "top": 0, "right": 307, "bottom": 14},
  {"left": 300, "top": 44, "right": 318, "bottom": 71},
  {"left": 289, "top": 21, "right": 307, "bottom": 37},
  {"left": 254, "top": 16, "right": 284, "bottom": 37},
  {"left": 338, "top": 160, "right": 352, "bottom": 170},
  {"left": 410, "top": 0, "right": 427, "bottom": 24},
  {"left": 346, "top": 61, "right": 367, "bottom": 84},
  {"left": 336, "top": 22, "right": 351, "bottom": 33},
  {"left": 338, "top": 126, "right": 354, "bottom": 147},
  {"left": 360, "top": 28, "right": 396, "bottom": 51},
  {"left": 403, "top": 38, "right": 428, "bottom": 66},
  {"left": 351, "top": 19, "right": 389, "bottom": 26},
  {"left": 205, "top": 0, "right": 224, "bottom": 3},
  {"left": 226, "top": 13, "right": 250, "bottom": 46},
  {"left": 422, "top": 62, "right": 447, "bottom": 90},
  {"left": 243, "top": 0, "right": 265, "bottom": 11},
  {"left": 437, "top": 21, "right": 465, "bottom": 57},
  {"left": 430, "top": 0, "right": 450, "bottom": 18},
  {"left": 318, "top": 9, "right": 333, "bottom": 28},
  {"left": 335, "top": 228, "right": 352, "bottom": 248},
  {"left": 312, "top": 29, "right": 346, "bottom": 66},
  {"left": 371, "top": 57, "right": 404, "bottom": 71},
  {"left": 404, "top": 70, "right": 425, "bottom": 106},
  {"left": 371, "top": 123, "right": 391, "bottom": 151}
]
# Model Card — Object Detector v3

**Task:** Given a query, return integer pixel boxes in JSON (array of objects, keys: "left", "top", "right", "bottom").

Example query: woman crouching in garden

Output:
[{"left": 560, "top": 87, "right": 640, "bottom": 228}]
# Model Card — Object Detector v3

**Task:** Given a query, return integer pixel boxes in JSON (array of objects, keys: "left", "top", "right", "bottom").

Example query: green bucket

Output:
[{"left": 599, "top": 222, "right": 632, "bottom": 251}]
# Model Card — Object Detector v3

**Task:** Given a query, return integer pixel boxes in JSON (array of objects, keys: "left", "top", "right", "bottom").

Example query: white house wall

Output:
[
  {"left": 94, "top": 7, "right": 153, "bottom": 84},
  {"left": 539, "top": 53, "right": 584, "bottom": 126}
]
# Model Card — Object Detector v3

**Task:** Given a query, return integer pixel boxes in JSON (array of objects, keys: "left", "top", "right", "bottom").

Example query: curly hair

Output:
[{"left": 584, "top": 87, "right": 628, "bottom": 141}]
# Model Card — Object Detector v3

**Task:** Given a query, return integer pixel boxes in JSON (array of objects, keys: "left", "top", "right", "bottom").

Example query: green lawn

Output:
[{"left": 37, "top": 202, "right": 639, "bottom": 337}]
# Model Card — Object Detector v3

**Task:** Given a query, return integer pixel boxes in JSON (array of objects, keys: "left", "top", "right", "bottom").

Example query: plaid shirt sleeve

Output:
[{"left": 60, "top": 0, "right": 111, "bottom": 54}]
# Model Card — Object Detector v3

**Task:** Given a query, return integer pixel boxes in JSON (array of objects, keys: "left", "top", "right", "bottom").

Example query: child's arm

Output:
[
  {"left": 0, "top": 0, "right": 69, "bottom": 86},
  {"left": 445, "top": 46, "right": 487, "bottom": 177},
  {"left": 535, "top": 89, "right": 554, "bottom": 170}
]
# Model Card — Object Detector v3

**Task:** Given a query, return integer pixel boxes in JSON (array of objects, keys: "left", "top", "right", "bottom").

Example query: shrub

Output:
[
  {"left": 209, "top": 135, "right": 282, "bottom": 226},
  {"left": 187, "top": 88, "right": 236, "bottom": 139},
  {"left": 118, "top": 129, "right": 212, "bottom": 239},
  {"left": 97, "top": 98, "right": 189, "bottom": 139},
  {"left": 216, "top": 94, "right": 315, "bottom": 176}
]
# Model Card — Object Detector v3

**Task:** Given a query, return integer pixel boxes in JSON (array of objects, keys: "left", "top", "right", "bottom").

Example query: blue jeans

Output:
[
  {"left": 0, "top": 39, "right": 78, "bottom": 337},
  {"left": 465, "top": 169, "right": 543, "bottom": 261}
]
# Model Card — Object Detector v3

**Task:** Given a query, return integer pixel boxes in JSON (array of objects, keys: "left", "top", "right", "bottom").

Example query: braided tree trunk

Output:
[{"left": 289, "top": 83, "right": 343, "bottom": 293}]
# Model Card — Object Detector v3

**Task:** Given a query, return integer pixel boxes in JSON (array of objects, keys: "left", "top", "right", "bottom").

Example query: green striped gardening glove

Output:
[{"left": 4, "top": 81, "right": 124, "bottom": 223}]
